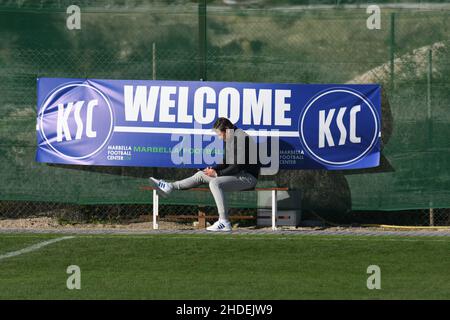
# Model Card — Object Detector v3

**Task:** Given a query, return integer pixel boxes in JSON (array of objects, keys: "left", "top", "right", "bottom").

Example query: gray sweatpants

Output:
[{"left": 172, "top": 170, "right": 257, "bottom": 221}]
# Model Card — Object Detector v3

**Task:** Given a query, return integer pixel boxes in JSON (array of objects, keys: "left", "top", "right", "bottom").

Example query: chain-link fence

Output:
[{"left": 0, "top": 0, "right": 449, "bottom": 228}]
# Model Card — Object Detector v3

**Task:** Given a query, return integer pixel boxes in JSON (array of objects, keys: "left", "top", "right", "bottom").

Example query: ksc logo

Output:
[
  {"left": 38, "top": 83, "right": 114, "bottom": 160},
  {"left": 299, "top": 88, "right": 380, "bottom": 167}
]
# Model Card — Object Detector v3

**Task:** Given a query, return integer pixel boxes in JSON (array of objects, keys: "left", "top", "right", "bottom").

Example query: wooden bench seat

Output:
[{"left": 140, "top": 186, "right": 288, "bottom": 230}]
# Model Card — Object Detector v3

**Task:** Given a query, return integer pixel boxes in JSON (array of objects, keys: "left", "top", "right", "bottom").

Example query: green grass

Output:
[
  {"left": 0, "top": 233, "right": 448, "bottom": 299},
  {"left": 0, "top": 234, "right": 63, "bottom": 252}
]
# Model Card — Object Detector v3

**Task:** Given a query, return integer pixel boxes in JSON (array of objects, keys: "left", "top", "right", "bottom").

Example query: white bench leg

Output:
[
  {"left": 272, "top": 189, "right": 277, "bottom": 231},
  {"left": 153, "top": 190, "right": 159, "bottom": 230}
]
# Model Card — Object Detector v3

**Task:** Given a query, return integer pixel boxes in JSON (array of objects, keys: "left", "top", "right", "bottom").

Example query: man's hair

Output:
[{"left": 213, "top": 117, "right": 236, "bottom": 132}]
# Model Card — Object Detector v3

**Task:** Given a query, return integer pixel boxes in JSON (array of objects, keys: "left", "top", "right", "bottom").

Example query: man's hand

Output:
[{"left": 203, "top": 167, "right": 217, "bottom": 177}]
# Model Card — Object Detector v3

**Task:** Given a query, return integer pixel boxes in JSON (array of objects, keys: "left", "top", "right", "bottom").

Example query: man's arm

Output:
[{"left": 216, "top": 163, "right": 241, "bottom": 176}]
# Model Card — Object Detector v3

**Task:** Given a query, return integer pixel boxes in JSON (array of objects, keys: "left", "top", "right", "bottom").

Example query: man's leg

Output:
[
  {"left": 172, "top": 170, "right": 213, "bottom": 190},
  {"left": 208, "top": 172, "right": 257, "bottom": 221}
]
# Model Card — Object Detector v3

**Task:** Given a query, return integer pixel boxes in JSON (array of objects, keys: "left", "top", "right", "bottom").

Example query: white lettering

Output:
[
  {"left": 242, "top": 89, "right": 272, "bottom": 126},
  {"left": 336, "top": 107, "right": 347, "bottom": 146},
  {"left": 124, "top": 85, "right": 159, "bottom": 122},
  {"left": 177, "top": 87, "right": 192, "bottom": 123},
  {"left": 57, "top": 102, "right": 75, "bottom": 142},
  {"left": 122, "top": 85, "right": 293, "bottom": 127},
  {"left": 73, "top": 101, "right": 84, "bottom": 140},
  {"left": 159, "top": 86, "right": 176, "bottom": 122},
  {"left": 194, "top": 87, "right": 216, "bottom": 124},
  {"left": 275, "top": 89, "right": 291, "bottom": 126},
  {"left": 318, "top": 109, "right": 335, "bottom": 148},
  {"left": 218, "top": 87, "right": 240, "bottom": 124},
  {"left": 86, "top": 99, "right": 97, "bottom": 138},
  {"left": 350, "top": 105, "right": 361, "bottom": 143}
]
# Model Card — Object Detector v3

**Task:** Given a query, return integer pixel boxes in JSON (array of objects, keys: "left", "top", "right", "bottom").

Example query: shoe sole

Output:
[
  {"left": 206, "top": 228, "right": 232, "bottom": 232},
  {"left": 148, "top": 178, "right": 169, "bottom": 198}
]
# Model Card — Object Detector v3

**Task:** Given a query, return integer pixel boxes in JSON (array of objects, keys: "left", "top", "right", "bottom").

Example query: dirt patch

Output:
[
  {"left": 0, "top": 217, "right": 448, "bottom": 234},
  {"left": 0, "top": 216, "right": 193, "bottom": 231}
]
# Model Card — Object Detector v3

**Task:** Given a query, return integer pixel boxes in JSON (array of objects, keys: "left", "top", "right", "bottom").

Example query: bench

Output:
[{"left": 140, "top": 186, "right": 289, "bottom": 231}]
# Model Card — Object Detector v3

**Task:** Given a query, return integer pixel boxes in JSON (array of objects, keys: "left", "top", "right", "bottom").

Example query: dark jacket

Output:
[{"left": 212, "top": 127, "right": 261, "bottom": 178}]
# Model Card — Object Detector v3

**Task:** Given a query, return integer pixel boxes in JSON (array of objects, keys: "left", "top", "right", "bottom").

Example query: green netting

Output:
[{"left": 0, "top": 0, "right": 449, "bottom": 213}]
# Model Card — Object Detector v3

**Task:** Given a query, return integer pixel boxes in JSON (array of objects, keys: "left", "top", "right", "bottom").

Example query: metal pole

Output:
[
  {"left": 427, "top": 50, "right": 433, "bottom": 227},
  {"left": 429, "top": 208, "right": 434, "bottom": 226},
  {"left": 198, "top": 0, "right": 207, "bottom": 81},
  {"left": 427, "top": 48, "right": 432, "bottom": 120},
  {"left": 427, "top": 48, "right": 433, "bottom": 148},
  {"left": 272, "top": 190, "right": 277, "bottom": 231},
  {"left": 153, "top": 190, "right": 159, "bottom": 230},
  {"left": 152, "top": 42, "right": 156, "bottom": 80}
]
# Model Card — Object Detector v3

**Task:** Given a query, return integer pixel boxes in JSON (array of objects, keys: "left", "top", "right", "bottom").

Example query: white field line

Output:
[{"left": 0, "top": 236, "right": 75, "bottom": 261}]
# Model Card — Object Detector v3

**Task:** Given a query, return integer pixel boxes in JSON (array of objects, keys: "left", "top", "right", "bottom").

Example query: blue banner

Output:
[{"left": 36, "top": 78, "right": 381, "bottom": 170}]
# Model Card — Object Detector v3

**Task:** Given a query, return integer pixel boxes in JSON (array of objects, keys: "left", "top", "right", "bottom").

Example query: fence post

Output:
[
  {"left": 427, "top": 48, "right": 432, "bottom": 141},
  {"left": 389, "top": 12, "right": 396, "bottom": 94},
  {"left": 198, "top": 0, "right": 207, "bottom": 81},
  {"left": 427, "top": 48, "right": 432, "bottom": 117},
  {"left": 152, "top": 42, "right": 156, "bottom": 81},
  {"left": 429, "top": 203, "right": 434, "bottom": 227},
  {"left": 427, "top": 49, "right": 433, "bottom": 226}
]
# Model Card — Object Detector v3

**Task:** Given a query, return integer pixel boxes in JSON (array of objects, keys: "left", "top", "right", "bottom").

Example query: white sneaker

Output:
[
  {"left": 149, "top": 177, "right": 173, "bottom": 198},
  {"left": 206, "top": 220, "right": 232, "bottom": 232}
]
